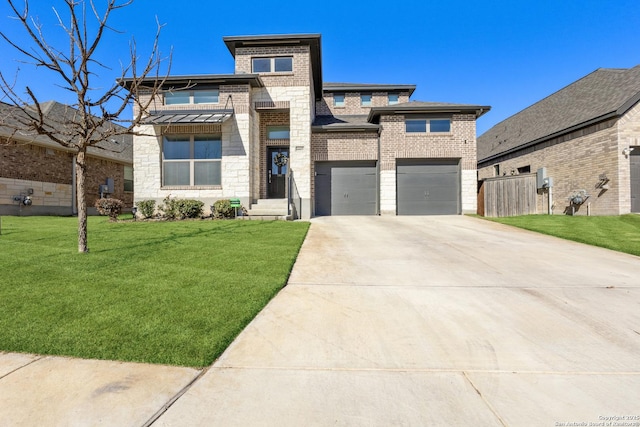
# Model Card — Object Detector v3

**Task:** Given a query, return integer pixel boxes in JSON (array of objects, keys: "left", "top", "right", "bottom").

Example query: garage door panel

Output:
[
  {"left": 397, "top": 159, "right": 460, "bottom": 215},
  {"left": 315, "top": 161, "right": 377, "bottom": 216}
]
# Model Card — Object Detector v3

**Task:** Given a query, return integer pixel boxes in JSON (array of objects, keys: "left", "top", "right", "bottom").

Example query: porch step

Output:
[{"left": 247, "top": 198, "right": 289, "bottom": 219}]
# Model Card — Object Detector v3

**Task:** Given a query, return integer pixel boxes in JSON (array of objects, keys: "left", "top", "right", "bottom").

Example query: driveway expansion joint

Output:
[{"left": 0, "top": 355, "right": 44, "bottom": 381}]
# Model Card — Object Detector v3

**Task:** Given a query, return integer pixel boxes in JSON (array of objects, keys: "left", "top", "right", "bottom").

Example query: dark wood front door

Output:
[{"left": 267, "top": 147, "right": 289, "bottom": 198}]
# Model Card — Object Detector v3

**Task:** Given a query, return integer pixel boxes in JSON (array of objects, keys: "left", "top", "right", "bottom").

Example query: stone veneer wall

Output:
[
  {"left": 378, "top": 113, "right": 478, "bottom": 215},
  {"left": 316, "top": 92, "right": 411, "bottom": 116},
  {"left": 477, "top": 112, "right": 634, "bottom": 215}
]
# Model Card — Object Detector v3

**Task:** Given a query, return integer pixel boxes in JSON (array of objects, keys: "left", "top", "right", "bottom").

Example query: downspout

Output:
[{"left": 72, "top": 155, "right": 77, "bottom": 215}]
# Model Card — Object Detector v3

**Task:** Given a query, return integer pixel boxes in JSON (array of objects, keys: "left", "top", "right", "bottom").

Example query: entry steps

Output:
[{"left": 244, "top": 198, "right": 290, "bottom": 220}]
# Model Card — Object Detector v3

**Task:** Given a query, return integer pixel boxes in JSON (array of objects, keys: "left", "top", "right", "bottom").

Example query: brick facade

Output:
[
  {"left": 316, "top": 92, "right": 411, "bottom": 116},
  {"left": 478, "top": 110, "right": 638, "bottom": 215},
  {"left": 0, "top": 139, "right": 132, "bottom": 215}
]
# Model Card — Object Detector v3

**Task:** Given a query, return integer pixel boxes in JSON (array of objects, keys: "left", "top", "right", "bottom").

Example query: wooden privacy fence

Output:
[{"left": 479, "top": 173, "right": 538, "bottom": 217}]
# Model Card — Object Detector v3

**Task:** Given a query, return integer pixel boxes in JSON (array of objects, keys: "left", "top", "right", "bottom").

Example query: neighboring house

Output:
[
  {"left": 121, "top": 34, "right": 489, "bottom": 218},
  {"left": 478, "top": 65, "right": 640, "bottom": 215},
  {"left": 0, "top": 101, "right": 133, "bottom": 215}
]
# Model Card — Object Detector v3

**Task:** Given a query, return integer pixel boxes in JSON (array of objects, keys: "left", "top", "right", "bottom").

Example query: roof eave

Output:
[
  {"left": 478, "top": 111, "right": 620, "bottom": 165},
  {"left": 118, "top": 74, "right": 264, "bottom": 90},
  {"left": 367, "top": 105, "right": 491, "bottom": 122},
  {"left": 323, "top": 84, "right": 417, "bottom": 96},
  {"left": 311, "top": 124, "right": 380, "bottom": 133}
]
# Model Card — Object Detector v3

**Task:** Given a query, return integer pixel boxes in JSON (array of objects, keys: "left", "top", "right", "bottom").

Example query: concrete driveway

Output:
[{"left": 154, "top": 216, "right": 640, "bottom": 426}]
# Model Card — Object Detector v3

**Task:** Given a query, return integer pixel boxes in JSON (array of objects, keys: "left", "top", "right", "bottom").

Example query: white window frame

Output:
[
  {"left": 361, "top": 93, "right": 372, "bottom": 107},
  {"left": 124, "top": 166, "right": 134, "bottom": 192},
  {"left": 405, "top": 118, "right": 452, "bottom": 133},
  {"left": 334, "top": 93, "right": 345, "bottom": 107},
  {"left": 251, "top": 56, "right": 293, "bottom": 73},
  {"left": 162, "top": 135, "right": 222, "bottom": 187},
  {"left": 164, "top": 90, "right": 219, "bottom": 106},
  {"left": 388, "top": 93, "right": 399, "bottom": 105}
]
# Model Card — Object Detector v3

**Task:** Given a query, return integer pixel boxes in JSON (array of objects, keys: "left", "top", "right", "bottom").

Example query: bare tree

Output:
[{"left": 0, "top": 0, "right": 168, "bottom": 252}]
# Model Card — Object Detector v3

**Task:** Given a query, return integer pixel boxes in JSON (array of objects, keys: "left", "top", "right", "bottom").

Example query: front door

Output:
[{"left": 267, "top": 147, "right": 289, "bottom": 198}]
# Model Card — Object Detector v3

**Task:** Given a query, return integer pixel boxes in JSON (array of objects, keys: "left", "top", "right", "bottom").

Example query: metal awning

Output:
[{"left": 143, "top": 109, "right": 234, "bottom": 125}]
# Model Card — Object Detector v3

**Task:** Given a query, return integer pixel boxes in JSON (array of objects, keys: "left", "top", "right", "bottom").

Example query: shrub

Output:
[
  {"left": 94, "top": 198, "right": 124, "bottom": 221},
  {"left": 212, "top": 199, "right": 236, "bottom": 219},
  {"left": 160, "top": 196, "right": 204, "bottom": 220},
  {"left": 135, "top": 200, "right": 156, "bottom": 219}
]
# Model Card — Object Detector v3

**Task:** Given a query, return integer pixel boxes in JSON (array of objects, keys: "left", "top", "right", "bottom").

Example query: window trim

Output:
[
  {"left": 267, "top": 125, "right": 291, "bottom": 140},
  {"left": 164, "top": 89, "right": 219, "bottom": 106},
  {"left": 162, "top": 134, "right": 222, "bottom": 187},
  {"left": 124, "top": 166, "right": 134, "bottom": 193},
  {"left": 333, "top": 93, "right": 345, "bottom": 107},
  {"left": 360, "top": 93, "right": 372, "bottom": 107},
  {"left": 251, "top": 56, "right": 293, "bottom": 74},
  {"left": 388, "top": 93, "right": 399, "bottom": 105},
  {"left": 405, "top": 117, "right": 452, "bottom": 134}
]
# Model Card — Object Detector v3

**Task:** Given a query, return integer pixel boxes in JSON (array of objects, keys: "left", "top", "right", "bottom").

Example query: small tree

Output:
[{"left": 0, "top": 0, "right": 169, "bottom": 252}]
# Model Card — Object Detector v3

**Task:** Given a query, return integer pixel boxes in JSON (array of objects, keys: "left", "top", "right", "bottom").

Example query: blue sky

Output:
[{"left": 1, "top": 0, "right": 639, "bottom": 135}]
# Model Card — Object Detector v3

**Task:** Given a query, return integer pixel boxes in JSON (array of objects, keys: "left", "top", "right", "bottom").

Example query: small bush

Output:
[
  {"left": 135, "top": 200, "right": 156, "bottom": 219},
  {"left": 95, "top": 198, "right": 124, "bottom": 221},
  {"left": 160, "top": 196, "right": 204, "bottom": 219},
  {"left": 212, "top": 199, "right": 236, "bottom": 219}
]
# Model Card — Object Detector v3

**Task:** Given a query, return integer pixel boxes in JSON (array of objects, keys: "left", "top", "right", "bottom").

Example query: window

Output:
[
  {"left": 493, "top": 164, "right": 500, "bottom": 177},
  {"left": 388, "top": 94, "right": 399, "bottom": 105},
  {"left": 251, "top": 57, "right": 293, "bottom": 73},
  {"left": 361, "top": 93, "right": 372, "bottom": 107},
  {"left": 267, "top": 125, "right": 290, "bottom": 140},
  {"left": 517, "top": 165, "right": 531, "bottom": 174},
  {"left": 164, "top": 90, "right": 219, "bottom": 105},
  {"left": 163, "top": 135, "right": 222, "bottom": 186},
  {"left": 405, "top": 118, "right": 451, "bottom": 133},
  {"left": 124, "top": 166, "right": 134, "bottom": 192},
  {"left": 334, "top": 93, "right": 345, "bottom": 107}
]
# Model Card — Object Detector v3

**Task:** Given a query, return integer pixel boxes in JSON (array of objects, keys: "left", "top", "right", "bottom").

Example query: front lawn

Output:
[
  {"left": 482, "top": 214, "right": 640, "bottom": 257},
  {"left": 0, "top": 216, "right": 309, "bottom": 367}
]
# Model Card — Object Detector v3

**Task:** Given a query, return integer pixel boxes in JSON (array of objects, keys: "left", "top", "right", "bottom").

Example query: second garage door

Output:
[
  {"left": 315, "top": 161, "right": 377, "bottom": 216},
  {"left": 397, "top": 159, "right": 460, "bottom": 215}
]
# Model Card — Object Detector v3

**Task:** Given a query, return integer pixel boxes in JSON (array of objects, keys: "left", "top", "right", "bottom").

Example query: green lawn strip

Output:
[
  {"left": 0, "top": 216, "right": 309, "bottom": 367},
  {"left": 482, "top": 214, "right": 640, "bottom": 257}
]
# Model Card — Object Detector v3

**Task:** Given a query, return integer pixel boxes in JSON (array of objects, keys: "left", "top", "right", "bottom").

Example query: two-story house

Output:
[{"left": 121, "top": 34, "right": 489, "bottom": 219}]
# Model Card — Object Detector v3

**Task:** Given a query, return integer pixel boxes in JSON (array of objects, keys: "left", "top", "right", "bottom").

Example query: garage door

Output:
[
  {"left": 397, "top": 159, "right": 460, "bottom": 215},
  {"left": 315, "top": 161, "right": 377, "bottom": 216},
  {"left": 631, "top": 150, "right": 640, "bottom": 212}
]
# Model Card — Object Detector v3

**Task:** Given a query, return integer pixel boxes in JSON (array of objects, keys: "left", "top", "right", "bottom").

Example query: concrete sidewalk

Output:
[{"left": 1, "top": 216, "right": 639, "bottom": 426}]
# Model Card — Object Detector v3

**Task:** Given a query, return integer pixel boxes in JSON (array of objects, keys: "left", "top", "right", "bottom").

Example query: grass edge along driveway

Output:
[
  {"left": 481, "top": 214, "right": 640, "bottom": 257},
  {"left": 0, "top": 216, "right": 309, "bottom": 368}
]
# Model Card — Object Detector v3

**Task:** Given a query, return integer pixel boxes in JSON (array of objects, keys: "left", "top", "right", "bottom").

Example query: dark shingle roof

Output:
[
  {"left": 312, "top": 115, "right": 379, "bottom": 132},
  {"left": 478, "top": 65, "right": 640, "bottom": 163},
  {"left": 0, "top": 101, "right": 132, "bottom": 164}
]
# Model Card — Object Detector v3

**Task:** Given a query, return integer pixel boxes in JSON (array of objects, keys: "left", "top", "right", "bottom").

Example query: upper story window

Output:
[
  {"left": 405, "top": 118, "right": 451, "bottom": 133},
  {"left": 163, "top": 135, "right": 222, "bottom": 186},
  {"left": 388, "top": 94, "right": 399, "bottom": 105},
  {"left": 124, "top": 166, "right": 133, "bottom": 192},
  {"left": 267, "top": 125, "right": 290, "bottom": 140},
  {"left": 360, "top": 93, "right": 372, "bottom": 107},
  {"left": 164, "top": 90, "right": 219, "bottom": 105},
  {"left": 333, "top": 93, "right": 345, "bottom": 107},
  {"left": 252, "top": 56, "right": 293, "bottom": 73}
]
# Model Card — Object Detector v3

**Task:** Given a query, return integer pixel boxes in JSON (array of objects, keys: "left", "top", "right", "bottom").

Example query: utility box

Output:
[
  {"left": 106, "top": 177, "right": 114, "bottom": 194},
  {"left": 536, "top": 167, "right": 547, "bottom": 189}
]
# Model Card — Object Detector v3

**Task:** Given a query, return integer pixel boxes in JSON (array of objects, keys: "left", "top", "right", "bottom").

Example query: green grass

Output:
[
  {"left": 0, "top": 216, "right": 309, "bottom": 367},
  {"left": 482, "top": 214, "right": 640, "bottom": 256}
]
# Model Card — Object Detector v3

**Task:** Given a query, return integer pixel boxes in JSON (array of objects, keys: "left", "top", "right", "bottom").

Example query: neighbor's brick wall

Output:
[
  {"left": 0, "top": 139, "right": 131, "bottom": 211},
  {"left": 616, "top": 100, "right": 640, "bottom": 213},
  {"left": 478, "top": 117, "right": 622, "bottom": 215},
  {"left": 316, "top": 92, "right": 411, "bottom": 116},
  {"left": 378, "top": 113, "right": 478, "bottom": 214}
]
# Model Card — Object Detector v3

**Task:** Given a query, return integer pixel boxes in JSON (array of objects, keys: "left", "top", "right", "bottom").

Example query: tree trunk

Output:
[{"left": 76, "top": 149, "right": 89, "bottom": 253}]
